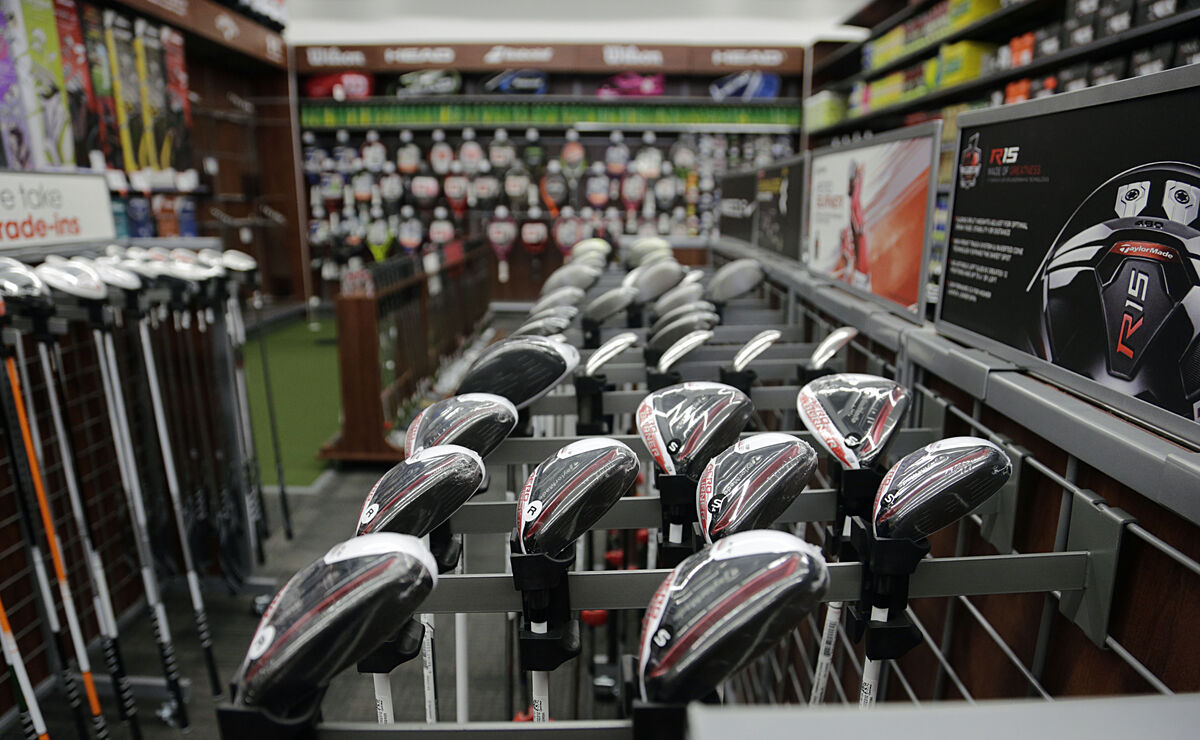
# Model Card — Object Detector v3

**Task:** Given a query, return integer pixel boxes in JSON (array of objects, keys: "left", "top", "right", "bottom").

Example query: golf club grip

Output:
[
  {"left": 91, "top": 703, "right": 111, "bottom": 739},
  {"left": 101, "top": 635, "right": 141, "bottom": 734},
  {"left": 17, "top": 709, "right": 35, "bottom": 740},
  {"left": 58, "top": 660, "right": 90, "bottom": 740},
  {"left": 810, "top": 601, "right": 843, "bottom": 704},
  {"left": 152, "top": 619, "right": 190, "bottom": 729}
]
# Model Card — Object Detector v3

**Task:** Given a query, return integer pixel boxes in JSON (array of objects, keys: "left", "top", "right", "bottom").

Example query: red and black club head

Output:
[
  {"left": 796, "top": 373, "right": 910, "bottom": 470},
  {"left": 873, "top": 437, "right": 1012, "bottom": 541},
  {"left": 705, "top": 258, "right": 764, "bottom": 304},
  {"left": 637, "top": 382, "right": 754, "bottom": 480},
  {"left": 457, "top": 335, "right": 580, "bottom": 409},
  {"left": 356, "top": 445, "right": 486, "bottom": 538},
  {"left": 515, "top": 438, "right": 640, "bottom": 557},
  {"left": 638, "top": 530, "right": 828, "bottom": 703},
  {"left": 234, "top": 533, "right": 437, "bottom": 717},
  {"left": 697, "top": 433, "right": 818, "bottom": 544},
  {"left": 405, "top": 392, "right": 518, "bottom": 458}
]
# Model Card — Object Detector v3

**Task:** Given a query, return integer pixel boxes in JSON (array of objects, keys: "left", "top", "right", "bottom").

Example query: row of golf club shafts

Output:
[
  {"left": 230, "top": 238, "right": 1015, "bottom": 729},
  {"left": 0, "top": 245, "right": 287, "bottom": 740}
]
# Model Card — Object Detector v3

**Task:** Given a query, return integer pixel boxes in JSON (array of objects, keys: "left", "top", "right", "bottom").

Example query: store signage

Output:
[
  {"left": 0, "top": 172, "right": 114, "bottom": 250},
  {"left": 481, "top": 45, "right": 555, "bottom": 65},
  {"left": 712, "top": 48, "right": 785, "bottom": 67},
  {"left": 121, "top": 0, "right": 286, "bottom": 68},
  {"left": 690, "top": 46, "right": 802, "bottom": 73},
  {"left": 306, "top": 46, "right": 367, "bottom": 67},
  {"left": 603, "top": 45, "right": 663, "bottom": 66},
  {"left": 384, "top": 47, "right": 456, "bottom": 65}
]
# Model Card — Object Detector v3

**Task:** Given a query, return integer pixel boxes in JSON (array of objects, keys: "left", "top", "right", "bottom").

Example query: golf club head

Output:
[
  {"left": 732, "top": 330, "right": 782, "bottom": 372},
  {"left": 529, "top": 286, "right": 585, "bottom": 314},
  {"left": 510, "top": 315, "right": 572, "bottom": 337},
  {"left": 637, "top": 249, "right": 674, "bottom": 268},
  {"left": 234, "top": 533, "right": 437, "bottom": 716},
  {"left": 679, "top": 269, "right": 705, "bottom": 286},
  {"left": 633, "top": 260, "right": 685, "bottom": 303},
  {"left": 220, "top": 248, "right": 259, "bottom": 272},
  {"left": 807, "top": 327, "right": 859, "bottom": 371},
  {"left": 571, "top": 238, "right": 612, "bottom": 261},
  {"left": 621, "top": 265, "right": 645, "bottom": 289},
  {"left": 874, "top": 437, "right": 1012, "bottom": 541},
  {"left": 649, "top": 300, "right": 717, "bottom": 336},
  {"left": 73, "top": 257, "right": 141, "bottom": 292},
  {"left": 104, "top": 244, "right": 126, "bottom": 258},
  {"left": 705, "top": 259, "right": 764, "bottom": 304},
  {"left": 638, "top": 530, "right": 828, "bottom": 703},
  {"left": 627, "top": 236, "right": 671, "bottom": 268},
  {"left": 515, "top": 438, "right": 639, "bottom": 557},
  {"left": 169, "top": 247, "right": 200, "bottom": 264},
  {"left": 651, "top": 282, "right": 705, "bottom": 318},
  {"left": 583, "top": 286, "right": 639, "bottom": 323},
  {"left": 637, "top": 382, "right": 753, "bottom": 479},
  {"left": 583, "top": 332, "right": 638, "bottom": 377},
  {"left": 33, "top": 260, "right": 108, "bottom": 300},
  {"left": 0, "top": 263, "right": 49, "bottom": 306},
  {"left": 526, "top": 304, "right": 579, "bottom": 324},
  {"left": 797, "top": 374, "right": 910, "bottom": 470},
  {"left": 646, "top": 312, "right": 720, "bottom": 353},
  {"left": 405, "top": 392, "right": 518, "bottom": 457},
  {"left": 697, "top": 433, "right": 817, "bottom": 543},
  {"left": 457, "top": 335, "right": 580, "bottom": 409},
  {"left": 542, "top": 263, "right": 600, "bottom": 294},
  {"left": 124, "top": 246, "right": 150, "bottom": 261},
  {"left": 356, "top": 445, "right": 486, "bottom": 537},
  {"left": 657, "top": 329, "right": 713, "bottom": 373}
]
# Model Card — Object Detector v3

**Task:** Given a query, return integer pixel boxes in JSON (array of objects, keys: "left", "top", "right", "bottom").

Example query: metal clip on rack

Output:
[{"left": 509, "top": 536, "right": 582, "bottom": 672}]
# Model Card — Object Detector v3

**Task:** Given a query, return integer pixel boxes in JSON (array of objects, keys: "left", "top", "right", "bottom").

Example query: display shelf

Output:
[{"left": 812, "top": 0, "right": 942, "bottom": 81}]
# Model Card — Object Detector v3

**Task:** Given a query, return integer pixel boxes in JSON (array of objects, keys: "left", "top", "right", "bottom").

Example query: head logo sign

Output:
[{"left": 958, "top": 133, "right": 982, "bottom": 190}]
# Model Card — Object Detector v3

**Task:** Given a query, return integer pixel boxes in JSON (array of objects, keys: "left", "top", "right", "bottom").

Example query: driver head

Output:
[
  {"left": 510, "top": 315, "right": 572, "bottom": 337},
  {"left": 33, "top": 260, "right": 108, "bottom": 301},
  {"left": 732, "top": 330, "right": 782, "bottom": 372},
  {"left": 515, "top": 438, "right": 639, "bottom": 557},
  {"left": 583, "top": 286, "right": 639, "bottom": 323},
  {"left": 542, "top": 263, "right": 600, "bottom": 294},
  {"left": 649, "top": 300, "right": 717, "bottom": 336},
  {"left": 405, "top": 393, "right": 517, "bottom": 458},
  {"left": 874, "top": 437, "right": 1012, "bottom": 540},
  {"left": 527, "top": 304, "right": 579, "bottom": 324},
  {"left": 633, "top": 260, "right": 685, "bottom": 303},
  {"left": 0, "top": 263, "right": 50, "bottom": 308},
  {"left": 627, "top": 236, "right": 671, "bottom": 267},
  {"left": 637, "top": 382, "right": 753, "bottom": 479},
  {"left": 807, "top": 327, "right": 859, "bottom": 371},
  {"left": 457, "top": 335, "right": 579, "bottom": 409},
  {"left": 797, "top": 374, "right": 910, "bottom": 470},
  {"left": 529, "top": 286, "right": 585, "bottom": 314},
  {"left": 235, "top": 533, "right": 437, "bottom": 717},
  {"left": 657, "top": 329, "right": 713, "bottom": 374},
  {"left": 583, "top": 332, "right": 638, "bottom": 377},
  {"left": 697, "top": 433, "right": 817, "bottom": 543},
  {"left": 646, "top": 311, "right": 720, "bottom": 353},
  {"left": 73, "top": 257, "right": 141, "bottom": 292},
  {"left": 638, "top": 530, "right": 827, "bottom": 703},
  {"left": 652, "top": 281, "right": 705, "bottom": 319},
  {"left": 706, "top": 259, "right": 764, "bottom": 304},
  {"left": 356, "top": 445, "right": 486, "bottom": 537}
]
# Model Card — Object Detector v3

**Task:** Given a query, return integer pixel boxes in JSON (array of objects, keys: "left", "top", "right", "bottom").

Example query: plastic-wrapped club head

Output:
[
  {"left": 797, "top": 374, "right": 910, "bottom": 470},
  {"left": 652, "top": 281, "right": 704, "bottom": 318},
  {"left": 621, "top": 265, "right": 645, "bottom": 289},
  {"left": 697, "top": 434, "right": 817, "bottom": 543},
  {"left": 405, "top": 393, "right": 518, "bottom": 458},
  {"left": 646, "top": 312, "right": 720, "bottom": 352},
  {"left": 515, "top": 438, "right": 639, "bottom": 557},
  {"left": 73, "top": 257, "right": 141, "bottom": 292},
  {"left": 705, "top": 259, "right": 764, "bottom": 304},
  {"left": 633, "top": 260, "right": 684, "bottom": 303},
  {"left": 542, "top": 263, "right": 600, "bottom": 294},
  {"left": 874, "top": 437, "right": 1012, "bottom": 541},
  {"left": 583, "top": 332, "right": 638, "bottom": 377},
  {"left": 529, "top": 286, "right": 585, "bottom": 314},
  {"left": 637, "top": 382, "right": 753, "bottom": 479},
  {"left": 33, "top": 260, "right": 107, "bottom": 300},
  {"left": 234, "top": 533, "right": 437, "bottom": 717},
  {"left": 657, "top": 330, "right": 713, "bottom": 373},
  {"left": 510, "top": 315, "right": 572, "bottom": 337},
  {"left": 526, "top": 304, "right": 579, "bottom": 324},
  {"left": 356, "top": 445, "right": 486, "bottom": 537},
  {"left": 583, "top": 286, "right": 639, "bottom": 323},
  {"left": 627, "top": 236, "right": 671, "bottom": 267},
  {"left": 732, "top": 330, "right": 782, "bottom": 372},
  {"left": 638, "top": 530, "right": 828, "bottom": 703},
  {"left": 679, "top": 269, "right": 704, "bottom": 286},
  {"left": 638, "top": 249, "right": 674, "bottom": 267},
  {"left": 0, "top": 264, "right": 49, "bottom": 307},
  {"left": 571, "top": 237, "right": 612, "bottom": 260},
  {"left": 457, "top": 335, "right": 580, "bottom": 409},
  {"left": 650, "top": 300, "right": 717, "bottom": 336},
  {"left": 807, "top": 327, "right": 858, "bottom": 371}
]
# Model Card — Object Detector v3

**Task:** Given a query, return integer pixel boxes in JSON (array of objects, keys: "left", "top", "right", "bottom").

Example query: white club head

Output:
[
  {"left": 657, "top": 330, "right": 713, "bottom": 373},
  {"left": 584, "top": 332, "right": 638, "bottom": 377},
  {"left": 732, "top": 330, "right": 782, "bottom": 372}
]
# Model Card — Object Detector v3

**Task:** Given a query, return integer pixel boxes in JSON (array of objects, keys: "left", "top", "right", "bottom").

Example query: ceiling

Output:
[{"left": 284, "top": 0, "right": 872, "bottom": 47}]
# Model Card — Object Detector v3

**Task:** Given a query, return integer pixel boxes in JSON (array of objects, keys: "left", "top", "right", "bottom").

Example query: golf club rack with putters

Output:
[
  {"left": 205, "top": 229, "right": 1189, "bottom": 739},
  {"left": 0, "top": 234, "right": 292, "bottom": 736}
]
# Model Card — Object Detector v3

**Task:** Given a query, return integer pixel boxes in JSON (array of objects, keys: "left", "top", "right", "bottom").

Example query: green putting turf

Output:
[{"left": 243, "top": 318, "right": 340, "bottom": 487}]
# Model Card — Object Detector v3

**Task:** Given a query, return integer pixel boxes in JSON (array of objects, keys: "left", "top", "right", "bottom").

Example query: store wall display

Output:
[
  {"left": 752, "top": 154, "right": 805, "bottom": 259},
  {"left": 805, "top": 121, "right": 940, "bottom": 320},
  {"left": 716, "top": 168, "right": 757, "bottom": 244},
  {"left": 939, "top": 67, "right": 1200, "bottom": 443}
]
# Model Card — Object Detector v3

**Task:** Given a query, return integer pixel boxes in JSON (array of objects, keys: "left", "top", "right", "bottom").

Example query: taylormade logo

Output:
[
  {"left": 603, "top": 45, "right": 663, "bottom": 66},
  {"left": 306, "top": 46, "right": 366, "bottom": 67},
  {"left": 483, "top": 45, "right": 554, "bottom": 64},
  {"left": 712, "top": 49, "right": 785, "bottom": 67},
  {"left": 385, "top": 47, "right": 456, "bottom": 64}
]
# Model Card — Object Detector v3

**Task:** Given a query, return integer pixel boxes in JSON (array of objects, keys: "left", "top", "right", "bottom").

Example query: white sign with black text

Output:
[{"left": 0, "top": 172, "right": 114, "bottom": 250}]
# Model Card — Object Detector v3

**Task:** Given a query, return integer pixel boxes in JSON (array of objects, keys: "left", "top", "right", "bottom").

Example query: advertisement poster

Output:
[
  {"left": 0, "top": 171, "right": 114, "bottom": 248},
  {"left": 754, "top": 156, "right": 803, "bottom": 260},
  {"left": 806, "top": 131, "right": 936, "bottom": 315},
  {"left": 939, "top": 75, "right": 1200, "bottom": 434},
  {"left": 53, "top": 0, "right": 99, "bottom": 169},
  {"left": 718, "top": 169, "right": 756, "bottom": 243},
  {"left": 80, "top": 3, "right": 119, "bottom": 169}
]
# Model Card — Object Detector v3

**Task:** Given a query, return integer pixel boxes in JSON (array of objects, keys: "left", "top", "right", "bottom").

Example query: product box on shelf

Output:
[
  {"left": 0, "top": 9, "right": 30, "bottom": 168},
  {"left": 1088, "top": 57, "right": 1128, "bottom": 84},
  {"left": 1137, "top": 0, "right": 1183, "bottom": 25},
  {"left": 1057, "top": 62, "right": 1091, "bottom": 91},
  {"left": 1069, "top": 0, "right": 1102, "bottom": 14},
  {"left": 80, "top": 3, "right": 120, "bottom": 170},
  {"left": 1030, "top": 73, "right": 1059, "bottom": 97},
  {"left": 1009, "top": 31, "right": 1035, "bottom": 66},
  {"left": 104, "top": 8, "right": 143, "bottom": 173},
  {"left": 1097, "top": 0, "right": 1136, "bottom": 38},
  {"left": 5, "top": 0, "right": 75, "bottom": 168},
  {"left": 937, "top": 40, "right": 997, "bottom": 88},
  {"left": 1064, "top": 14, "right": 1099, "bottom": 48},
  {"left": 1035, "top": 23, "right": 1064, "bottom": 58},
  {"left": 1176, "top": 36, "right": 1200, "bottom": 65},
  {"left": 133, "top": 19, "right": 167, "bottom": 171},
  {"left": 1130, "top": 41, "right": 1175, "bottom": 74},
  {"left": 160, "top": 26, "right": 191, "bottom": 172},
  {"left": 948, "top": 0, "right": 1001, "bottom": 31},
  {"left": 804, "top": 90, "right": 846, "bottom": 129},
  {"left": 54, "top": 0, "right": 101, "bottom": 170}
]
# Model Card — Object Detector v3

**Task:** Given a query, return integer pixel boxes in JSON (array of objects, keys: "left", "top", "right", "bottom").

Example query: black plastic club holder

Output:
[
  {"left": 643, "top": 346, "right": 665, "bottom": 372},
  {"left": 798, "top": 365, "right": 836, "bottom": 386},
  {"left": 508, "top": 540, "right": 581, "bottom": 672},
  {"left": 574, "top": 373, "right": 612, "bottom": 435},
  {"left": 513, "top": 407, "right": 534, "bottom": 439},
  {"left": 718, "top": 366, "right": 756, "bottom": 396},
  {"left": 582, "top": 317, "right": 603, "bottom": 350},
  {"left": 215, "top": 687, "right": 324, "bottom": 740},
  {"left": 646, "top": 368, "right": 682, "bottom": 392},
  {"left": 845, "top": 517, "right": 930, "bottom": 661},
  {"left": 626, "top": 302, "right": 645, "bottom": 329},
  {"left": 826, "top": 466, "right": 884, "bottom": 562},
  {"left": 429, "top": 520, "right": 461, "bottom": 574},
  {"left": 656, "top": 474, "right": 699, "bottom": 569},
  {"left": 355, "top": 617, "right": 425, "bottom": 674}
]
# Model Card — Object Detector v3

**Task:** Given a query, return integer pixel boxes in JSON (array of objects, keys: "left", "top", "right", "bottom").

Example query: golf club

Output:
[
  {"left": 657, "top": 330, "right": 714, "bottom": 375},
  {"left": 705, "top": 259, "right": 764, "bottom": 306},
  {"left": 457, "top": 335, "right": 580, "bottom": 410},
  {"left": 582, "top": 332, "right": 639, "bottom": 378},
  {"left": 405, "top": 393, "right": 518, "bottom": 457}
]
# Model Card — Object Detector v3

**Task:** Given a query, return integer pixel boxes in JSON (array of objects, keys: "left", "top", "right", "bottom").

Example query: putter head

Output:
[
  {"left": 33, "top": 260, "right": 108, "bottom": 301},
  {"left": 583, "top": 286, "right": 639, "bottom": 323},
  {"left": 638, "top": 530, "right": 828, "bottom": 703},
  {"left": 646, "top": 311, "right": 720, "bottom": 353},
  {"left": 405, "top": 392, "right": 518, "bottom": 457},
  {"left": 651, "top": 281, "right": 705, "bottom": 318},
  {"left": 874, "top": 437, "right": 1012, "bottom": 540},
  {"left": 657, "top": 329, "right": 713, "bottom": 373},
  {"left": 73, "top": 257, "right": 141, "bottom": 292},
  {"left": 649, "top": 300, "right": 717, "bottom": 336},
  {"left": 797, "top": 374, "right": 910, "bottom": 470},
  {"left": 529, "top": 286, "right": 585, "bottom": 314},
  {"left": 583, "top": 332, "right": 638, "bottom": 377},
  {"left": 637, "top": 381, "right": 753, "bottom": 479},
  {"left": 633, "top": 260, "right": 684, "bottom": 303},
  {"left": 356, "top": 445, "right": 486, "bottom": 537},
  {"left": 807, "top": 327, "right": 858, "bottom": 371},
  {"left": 542, "top": 263, "right": 600, "bottom": 294},
  {"left": 515, "top": 438, "right": 639, "bottom": 557},
  {"left": 510, "top": 315, "right": 572, "bottom": 337},
  {"left": 732, "top": 330, "right": 782, "bottom": 372},
  {"left": 526, "top": 304, "right": 579, "bottom": 324},
  {"left": 235, "top": 533, "right": 437, "bottom": 717},
  {"left": 705, "top": 259, "right": 764, "bottom": 304},
  {"left": 457, "top": 335, "right": 579, "bottom": 409},
  {"left": 697, "top": 433, "right": 817, "bottom": 543}
]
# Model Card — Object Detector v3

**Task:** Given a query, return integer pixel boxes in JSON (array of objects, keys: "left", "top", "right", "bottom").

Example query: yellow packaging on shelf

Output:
[
  {"left": 948, "top": 0, "right": 1001, "bottom": 31},
  {"left": 869, "top": 71, "right": 906, "bottom": 109},
  {"left": 804, "top": 90, "right": 847, "bottom": 129},
  {"left": 937, "top": 40, "right": 997, "bottom": 88}
]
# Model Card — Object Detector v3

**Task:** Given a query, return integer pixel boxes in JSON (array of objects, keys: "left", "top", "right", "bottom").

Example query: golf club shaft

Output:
[
  {"left": 858, "top": 605, "right": 888, "bottom": 708},
  {"left": 530, "top": 620, "right": 549, "bottom": 722},
  {"left": 810, "top": 517, "right": 853, "bottom": 704},
  {"left": 225, "top": 296, "right": 270, "bottom": 548},
  {"left": 420, "top": 613, "right": 437, "bottom": 722},
  {"left": 249, "top": 293, "right": 292, "bottom": 538},
  {"left": 455, "top": 536, "right": 468, "bottom": 722},
  {"left": 0, "top": 593, "right": 49, "bottom": 740},
  {"left": 371, "top": 673, "right": 394, "bottom": 723}
]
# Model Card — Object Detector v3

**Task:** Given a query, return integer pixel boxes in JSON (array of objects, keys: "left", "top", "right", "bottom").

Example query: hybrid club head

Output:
[
  {"left": 405, "top": 393, "right": 518, "bottom": 457},
  {"left": 657, "top": 329, "right": 713, "bottom": 374},
  {"left": 583, "top": 332, "right": 638, "bottom": 377},
  {"left": 633, "top": 260, "right": 685, "bottom": 303},
  {"left": 807, "top": 327, "right": 859, "bottom": 371},
  {"left": 356, "top": 445, "right": 486, "bottom": 537},
  {"left": 73, "top": 257, "right": 141, "bottom": 292},
  {"left": 627, "top": 236, "right": 671, "bottom": 268},
  {"left": 646, "top": 312, "right": 720, "bottom": 353},
  {"left": 542, "top": 263, "right": 600, "bottom": 295},
  {"left": 0, "top": 263, "right": 49, "bottom": 306},
  {"left": 529, "top": 286, "right": 585, "bottom": 314},
  {"left": 797, "top": 374, "right": 910, "bottom": 470},
  {"left": 874, "top": 437, "right": 1012, "bottom": 540},
  {"left": 638, "top": 530, "right": 828, "bottom": 703},
  {"left": 732, "top": 330, "right": 782, "bottom": 373},
  {"left": 638, "top": 249, "right": 674, "bottom": 267},
  {"left": 234, "top": 533, "right": 437, "bottom": 717},
  {"left": 652, "top": 281, "right": 705, "bottom": 318},
  {"left": 637, "top": 382, "right": 753, "bottom": 479},
  {"left": 706, "top": 259, "right": 764, "bottom": 304},
  {"left": 217, "top": 248, "right": 259, "bottom": 272},
  {"left": 650, "top": 300, "right": 717, "bottom": 336},
  {"left": 697, "top": 433, "right": 817, "bottom": 543},
  {"left": 33, "top": 260, "right": 108, "bottom": 301},
  {"left": 621, "top": 265, "right": 645, "bottom": 289},
  {"left": 583, "top": 286, "right": 639, "bottom": 323},
  {"left": 515, "top": 438, "right": 639, "bottom": 557},
  {"left": 510, "top": 315, "right": 572, "bottom": 337},
  {"left": 570, "top": 238, "right": 611, "bottom": 261},
  {"left": 457, "top": 335, "right": 580, "bottom": 409},
  {"left": 526, "top": 305, "right": 579, "bottom": 324}
]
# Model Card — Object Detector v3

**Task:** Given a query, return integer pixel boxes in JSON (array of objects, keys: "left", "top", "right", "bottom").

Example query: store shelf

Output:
[
  {"left": 808, "top": 7, "right": 1200, "bottom": 138},
  {"left": 812, "top": 0, "right": 942, "bottom": 80},
  {"left": 305, "top": 94, "right": 803, "bottom": 108}
]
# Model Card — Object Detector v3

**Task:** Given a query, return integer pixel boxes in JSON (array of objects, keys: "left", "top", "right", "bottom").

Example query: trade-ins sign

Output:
[{"left": 0, "top": 172, "right": 114, "bottom": 249}]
